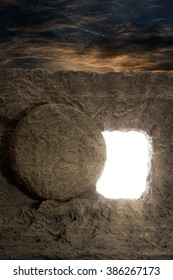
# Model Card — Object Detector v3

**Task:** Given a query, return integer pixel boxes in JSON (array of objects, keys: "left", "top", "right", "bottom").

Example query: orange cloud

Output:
[{"left": 1, "top": 25, "right": 173, "bottom": 73}]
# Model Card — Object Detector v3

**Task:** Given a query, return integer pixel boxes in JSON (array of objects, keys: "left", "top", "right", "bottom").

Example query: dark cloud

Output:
[
  {"left": 0, "top": 0, "right": 173, "bottom": 72},
  {"left": 0, "top": 0, "right": 21, "bottom": 6}
]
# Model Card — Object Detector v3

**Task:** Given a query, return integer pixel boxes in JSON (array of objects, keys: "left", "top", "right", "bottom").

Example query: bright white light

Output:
[{"left": 97, "top": 131, "right": 151, "bottom": 199}]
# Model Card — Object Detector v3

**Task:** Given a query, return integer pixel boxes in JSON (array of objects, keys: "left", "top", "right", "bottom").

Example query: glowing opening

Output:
[{"left": 97, "top": 131, "right": 151, "bottom": 199}]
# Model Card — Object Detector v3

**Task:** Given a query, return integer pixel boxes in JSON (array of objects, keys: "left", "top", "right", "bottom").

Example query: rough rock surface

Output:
[
  {"left": 9, "top": 103, "right": 106, "bottom": 200},
  {"left": 0, "top": 69, "right": 173, "bottom": 259}
]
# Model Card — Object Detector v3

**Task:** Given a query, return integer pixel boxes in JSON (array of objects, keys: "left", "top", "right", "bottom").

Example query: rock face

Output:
[
  {"left": 0, "top": 69, "right": 173, "bottom": 259},
  {"left": 9, "top": 103, "right": 106, "bottom": 200}
]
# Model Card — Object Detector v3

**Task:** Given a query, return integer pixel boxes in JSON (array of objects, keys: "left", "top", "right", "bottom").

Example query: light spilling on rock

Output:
[{"left": 96, "top": 131, "right": 151, "bottom": 199}]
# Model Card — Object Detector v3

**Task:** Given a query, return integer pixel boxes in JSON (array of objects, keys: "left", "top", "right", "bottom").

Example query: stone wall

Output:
[{"left": 0, "top": 69, "right": 173, "bottom": 259}]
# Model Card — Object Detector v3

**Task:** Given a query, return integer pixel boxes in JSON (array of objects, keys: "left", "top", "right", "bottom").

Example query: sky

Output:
[{"left": 0, "top": 0, "right": 173, "bottom": 72}]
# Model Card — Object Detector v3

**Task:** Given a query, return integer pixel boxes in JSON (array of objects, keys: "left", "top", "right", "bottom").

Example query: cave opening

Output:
[{"left": 96, "top": 131, "right": 152, "bottom": 199}]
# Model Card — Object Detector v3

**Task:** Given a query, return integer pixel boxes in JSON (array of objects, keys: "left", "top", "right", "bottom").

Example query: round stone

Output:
[{"left": 9, "top": 103, "right": 106, "bottom": 200}]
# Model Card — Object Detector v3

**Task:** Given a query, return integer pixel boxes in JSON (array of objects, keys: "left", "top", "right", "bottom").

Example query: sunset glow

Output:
[{"left": 0, "top": 1, "right": 173, "bottom": 72}]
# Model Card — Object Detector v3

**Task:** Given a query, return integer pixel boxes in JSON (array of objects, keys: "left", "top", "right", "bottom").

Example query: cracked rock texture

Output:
[
  {"left": 0, "top": 69, "right": 173, "bottom": 259},
  {"left": 9, "top": 103, "right": 106, "bottom": 200}
]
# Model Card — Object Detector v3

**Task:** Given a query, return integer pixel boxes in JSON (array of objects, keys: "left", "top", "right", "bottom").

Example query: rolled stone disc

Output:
[{"left": 9, "top": 103, "right": 106, "bottom": 200}]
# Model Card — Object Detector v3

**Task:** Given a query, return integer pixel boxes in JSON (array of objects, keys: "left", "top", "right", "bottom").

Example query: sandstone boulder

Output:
[{"left": 9, "top": 103, "right": 106, "bottom": 200}]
